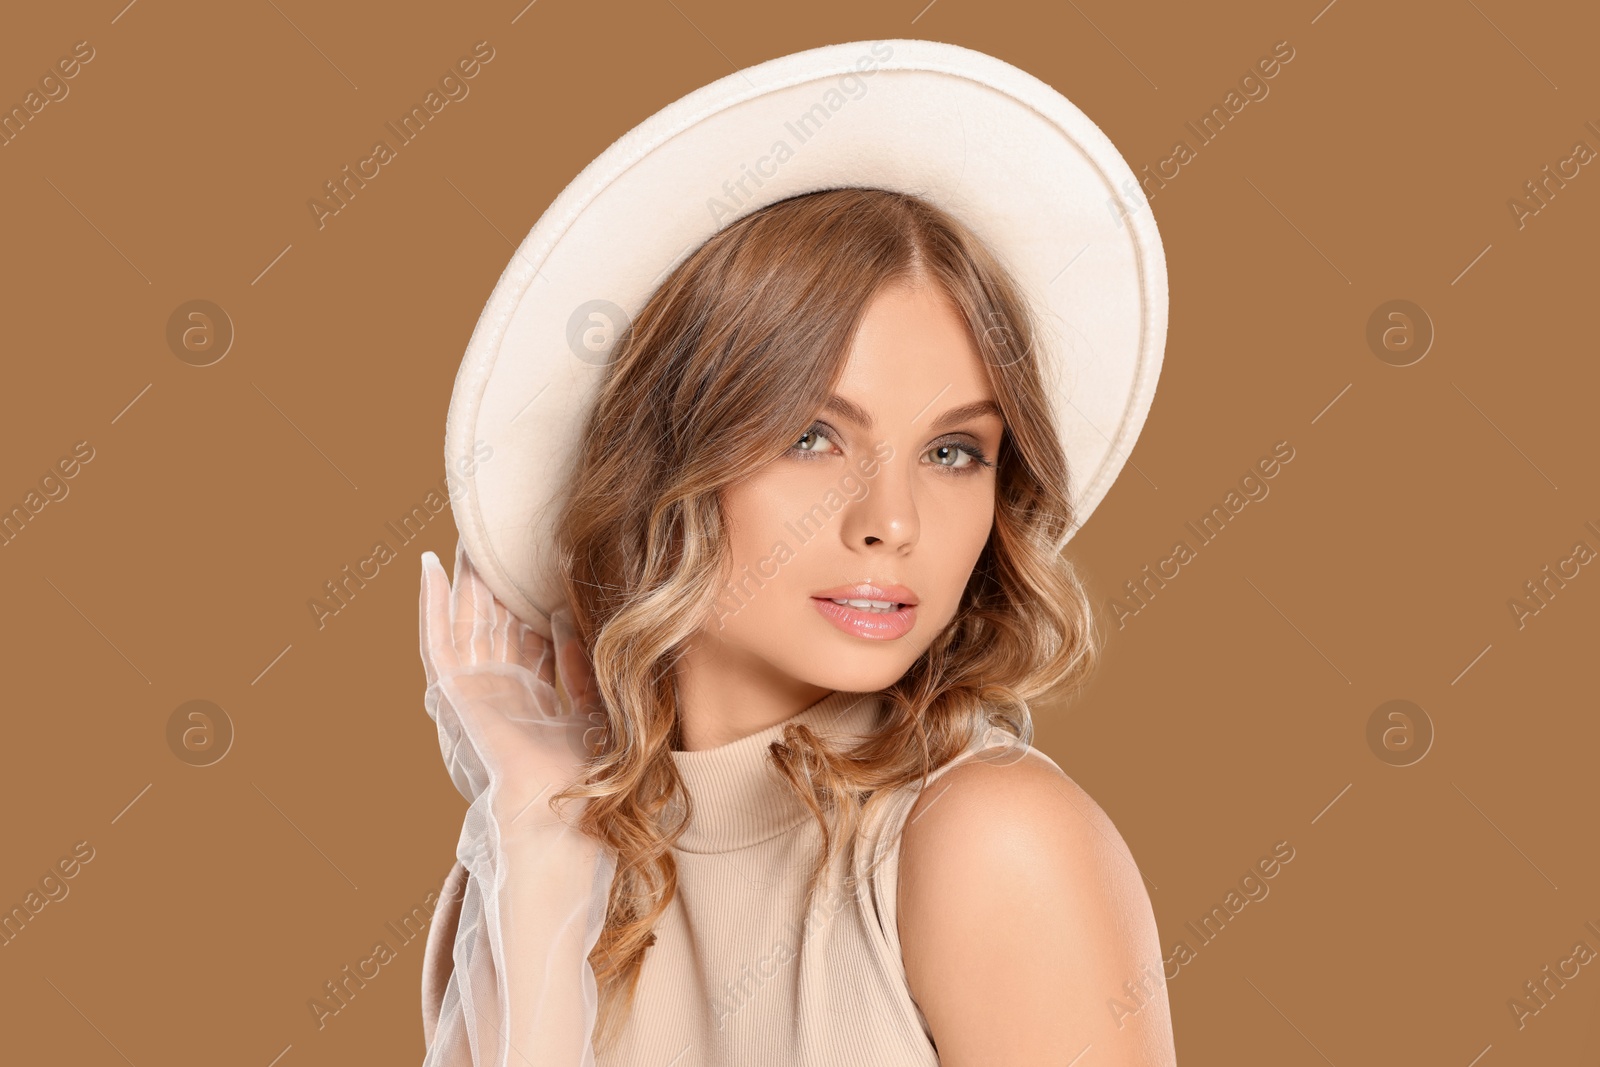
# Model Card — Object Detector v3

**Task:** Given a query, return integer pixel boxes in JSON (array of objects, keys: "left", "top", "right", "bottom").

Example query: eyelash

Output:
[{"left": 789, "top": 420, "right": 996, "bottom": 474}]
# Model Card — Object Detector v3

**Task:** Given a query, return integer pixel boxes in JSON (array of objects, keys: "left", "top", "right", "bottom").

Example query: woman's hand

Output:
[
  {"left": 418, "top": 540, "right": 618, "bottom": 1067},
  {"left": 419, "top": 540, "right": 603, "bottom": 833},
  {"left": 421, "top": 537, "right": 554, "bottom": 681}
]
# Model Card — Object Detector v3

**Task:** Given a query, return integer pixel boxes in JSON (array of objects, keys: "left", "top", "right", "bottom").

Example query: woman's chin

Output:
[{"left": 793, "top": 648, "right": 921, "bottom": 696}]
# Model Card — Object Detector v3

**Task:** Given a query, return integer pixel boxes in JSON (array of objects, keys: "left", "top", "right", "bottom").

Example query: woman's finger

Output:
[
  {"left": 516, "top": 617, "right": 555, "bottom": 685},
  {"left": 485, "top": 585, "right": 510, "bottom": 665},
  {"left": 451, "top": 541, "right": 491, "bottom": 666},
  {"left": 444, "top": 538, "right": 557, "bottom": 671},
  {"left": 420, "top": 550, "right": 458, "bottom": 684}
]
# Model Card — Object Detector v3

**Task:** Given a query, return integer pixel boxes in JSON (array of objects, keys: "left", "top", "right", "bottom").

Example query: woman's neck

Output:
[{"left": 672, "top": 632, "right": 833, "bottom": 751}]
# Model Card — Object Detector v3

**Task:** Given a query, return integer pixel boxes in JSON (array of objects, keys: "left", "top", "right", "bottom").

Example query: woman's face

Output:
[{"left": 705, "top": 277, "right": 1004, "bottom": 696}]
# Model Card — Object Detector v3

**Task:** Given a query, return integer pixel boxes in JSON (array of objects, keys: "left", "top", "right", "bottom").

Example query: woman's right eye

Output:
[{"left": 791, "top": 423, "right": 838, "bottom": 457}]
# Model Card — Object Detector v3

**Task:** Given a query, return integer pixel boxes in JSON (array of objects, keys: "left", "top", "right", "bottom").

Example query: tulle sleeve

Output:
[{"left": 418, "top": 546, "right": 616, "bottom": 1066}]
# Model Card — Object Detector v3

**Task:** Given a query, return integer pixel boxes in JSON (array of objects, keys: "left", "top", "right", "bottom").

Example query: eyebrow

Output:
[{"left": 822, "top": 394, "right": 1003, "bottom": 431}]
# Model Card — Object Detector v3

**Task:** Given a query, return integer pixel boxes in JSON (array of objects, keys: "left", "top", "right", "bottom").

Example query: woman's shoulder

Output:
[
  {"left": 856, "top": 724, "right": 1102, "bottom": 853},
  {"left": 891, "top": 732, "right": 1171, "bottom": 1062},
  {"left": 852, "top": 725, "right": 1126, "bottom": 923},
  {"left": 896, "top": 728, "right": 1140, "bottom": 905},
  {"left": 900, "top": 729, "right": 1124, "bottom": 857}
]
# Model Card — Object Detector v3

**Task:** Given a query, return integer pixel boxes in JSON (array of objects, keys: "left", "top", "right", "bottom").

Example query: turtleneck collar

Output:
[{"left": 669, "top": 690, "right": 881, "bottom": 854}]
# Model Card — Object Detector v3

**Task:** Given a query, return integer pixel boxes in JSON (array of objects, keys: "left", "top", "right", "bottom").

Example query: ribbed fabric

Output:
[
  {"left": 669, "top": 689, "right": 878, "bottom": 854},
  {"left": 592, "top": 689, "right": 1031, "bottom": 1066}
]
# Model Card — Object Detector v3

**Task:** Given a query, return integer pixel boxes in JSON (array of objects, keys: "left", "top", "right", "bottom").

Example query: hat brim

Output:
[{"left": 445, "top": 38, "right": 1168, "bottom": 637}]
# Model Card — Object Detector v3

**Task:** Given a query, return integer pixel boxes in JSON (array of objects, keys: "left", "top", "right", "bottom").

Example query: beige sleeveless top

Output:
[{"left": 593, "top": 689, "right": 1035, "bottom": 1066}]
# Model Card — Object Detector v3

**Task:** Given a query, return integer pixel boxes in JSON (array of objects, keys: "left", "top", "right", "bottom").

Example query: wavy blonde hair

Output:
[{"left": 548, "top": 186, "right": 1100, "bottom": 1046}]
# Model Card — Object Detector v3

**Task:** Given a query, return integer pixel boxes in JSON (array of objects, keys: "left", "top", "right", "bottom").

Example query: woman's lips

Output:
[{"left": 811, "top": 597, "right": 917, "bottom": 640}]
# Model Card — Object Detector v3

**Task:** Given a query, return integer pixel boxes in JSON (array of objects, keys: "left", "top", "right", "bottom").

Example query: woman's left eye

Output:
[{"left": 926, "top": 441, "right": 992, "bottom": 472}]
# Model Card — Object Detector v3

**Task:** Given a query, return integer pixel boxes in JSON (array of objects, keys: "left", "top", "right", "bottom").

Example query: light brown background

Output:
[{"left": 2, "top": 0, "right": 1596, "bottom": 1063}]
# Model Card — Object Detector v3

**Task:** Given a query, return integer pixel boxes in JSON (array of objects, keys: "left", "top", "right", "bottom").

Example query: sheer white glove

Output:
[{"left": 420, "top": 540, "right": 615, "bottom": 1067}]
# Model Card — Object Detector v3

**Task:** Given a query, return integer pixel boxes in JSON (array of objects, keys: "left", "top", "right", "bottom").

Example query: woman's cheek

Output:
[
  {"left": 926, "top": 476, "right": 995, "bottom": 544},
  {"left": 735, "top": 466, "right": 835, "bottom": 537},
  {"left": 928, "top": 482, "right": 995, "bottom": 607},
  {"left": 721, "top": 467, "right": 819, "bottom": 579}
]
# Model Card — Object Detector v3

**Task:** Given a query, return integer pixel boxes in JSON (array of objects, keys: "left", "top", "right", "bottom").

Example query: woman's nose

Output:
[{"left": 842, "top": 446, "right": 919, "bottom": 553}]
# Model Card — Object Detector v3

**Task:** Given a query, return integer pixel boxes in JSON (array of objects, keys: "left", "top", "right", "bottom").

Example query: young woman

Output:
[{"left": 419, "top": 186, "right": 1176, "bottom": 1065}]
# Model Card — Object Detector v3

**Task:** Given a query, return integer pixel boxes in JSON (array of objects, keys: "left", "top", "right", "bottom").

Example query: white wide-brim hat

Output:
[{"left": 445, "top": 37, "right": 1167, "bottom": 638}]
